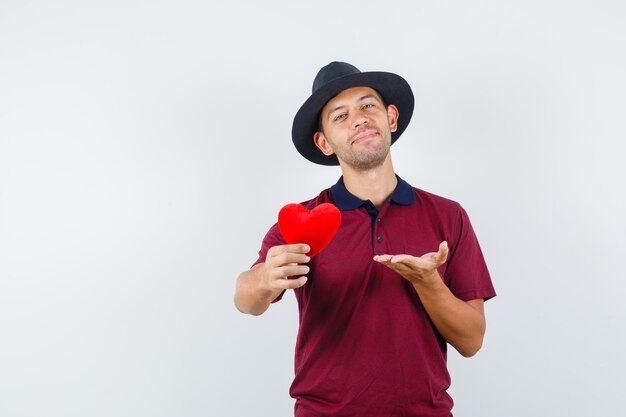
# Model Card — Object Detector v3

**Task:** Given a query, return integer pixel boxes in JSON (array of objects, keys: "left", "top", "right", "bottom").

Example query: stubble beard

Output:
[{"left": 329, "top": 131, "right": 391, "bottom": 171}]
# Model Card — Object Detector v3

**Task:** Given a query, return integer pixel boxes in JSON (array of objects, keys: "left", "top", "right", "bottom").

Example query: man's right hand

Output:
[
  {"left": 234, "top": 243, "right": 311, "bottom": 315},
  {"left": 260, "top": 243, "right": 311, "bottom": 292}
]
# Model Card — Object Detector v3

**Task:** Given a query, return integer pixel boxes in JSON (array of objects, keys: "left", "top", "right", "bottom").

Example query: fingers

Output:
[
  {"left": 267, "top": 264, "right": 309, "bottom": 291},
  {"left": 266, "top": 244, "right": 311, "bottom": 270},
  {"left": 267, "top": 243, "right": 311, "bottom": 257},
  {"left": 374, "top": 256, "right": 412, "bottom": 278},
  {"left": 272, "top": 264, "right": 310, "bottom": 279},
  {"left": 374, "top": 253, "right": 414, "bottom": 266},
  {"left": 373, "top": 254, "right": 393, "bottom": 263},
  {"left": 267, "top": 252, "right": 310, "bottom": 272},
  {"left": 272, "top": 276, "right": 308, "bottom": 290},
  {"left": 388, "top": 254, "right": 413, "bottom": 264},
  {"left": 263, "top": 244, "right": 312, "bottom": 291}
]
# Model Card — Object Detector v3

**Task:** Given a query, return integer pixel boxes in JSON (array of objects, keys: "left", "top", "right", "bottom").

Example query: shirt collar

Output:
[{"left": 330, "top": 174, "right": 416, "bottom": 211}]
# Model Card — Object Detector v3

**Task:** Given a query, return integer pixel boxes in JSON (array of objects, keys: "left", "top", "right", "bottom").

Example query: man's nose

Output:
[{"left": 353, "top": 113, "right": 368, "bottom": 129}]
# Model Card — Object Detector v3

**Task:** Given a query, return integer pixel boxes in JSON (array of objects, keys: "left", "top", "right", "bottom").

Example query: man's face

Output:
[{"left": 314, "top": 86, "right": 398, "bottom": 171}]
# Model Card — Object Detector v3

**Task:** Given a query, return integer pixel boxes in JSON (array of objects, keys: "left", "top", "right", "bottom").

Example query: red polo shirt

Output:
[{"left": 254, "top": 176, "right": 496, "bottom": 417}]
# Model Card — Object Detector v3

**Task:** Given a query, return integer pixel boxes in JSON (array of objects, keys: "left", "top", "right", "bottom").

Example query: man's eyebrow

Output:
[{"left": 327, "top": 95, "right": 379, "bottom": 120}]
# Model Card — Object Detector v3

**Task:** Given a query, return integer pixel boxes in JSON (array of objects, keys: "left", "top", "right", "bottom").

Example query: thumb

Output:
[{"left": 437, "top": 241, "right": 449, "bottom": 265}]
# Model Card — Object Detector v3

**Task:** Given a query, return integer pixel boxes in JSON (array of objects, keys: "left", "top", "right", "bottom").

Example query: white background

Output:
[{"left": 1, "top": 1, "right": 625, "bottom": 416}]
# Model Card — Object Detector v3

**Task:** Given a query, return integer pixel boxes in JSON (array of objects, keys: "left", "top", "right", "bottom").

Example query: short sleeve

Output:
[
  {"left": 444, "top": 205, "right": 496, "bottom": 302},
  {"left": 251, "top": 222, "right": 287, "bottom": 303}
]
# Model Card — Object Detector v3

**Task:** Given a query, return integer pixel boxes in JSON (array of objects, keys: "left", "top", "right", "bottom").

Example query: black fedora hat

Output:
[{"left": 292, "top": 61, "right": 414, "bottom": 166}]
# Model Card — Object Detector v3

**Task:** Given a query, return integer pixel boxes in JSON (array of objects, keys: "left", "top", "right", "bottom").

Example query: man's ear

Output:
[
  {"left": 313, "top": 131, "right": 335, "bottom": 156},
  {"left": 387, "top": 104, "right": 399, "bottom": 133}
]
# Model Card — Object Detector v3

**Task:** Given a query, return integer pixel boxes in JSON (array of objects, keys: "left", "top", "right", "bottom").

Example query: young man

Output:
[{"left": 234, "top": 61, "right": 496, "bottom": 416}]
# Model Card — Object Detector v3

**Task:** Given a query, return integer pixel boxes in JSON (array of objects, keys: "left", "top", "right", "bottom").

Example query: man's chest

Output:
[{"left": 301, "top": 208, "right": 450, "bottom": 301}]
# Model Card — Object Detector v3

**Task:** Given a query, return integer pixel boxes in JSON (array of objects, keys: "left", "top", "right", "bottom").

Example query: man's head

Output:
[
  {"left": 292, "top": 61, "right": 414, "bottom": 166},
  {"left": 313, "top": 86, "right": 399, "bottom": 171}
]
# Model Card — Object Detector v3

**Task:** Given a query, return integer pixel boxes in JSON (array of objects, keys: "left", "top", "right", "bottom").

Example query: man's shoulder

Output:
[
  {"left": 411, "top": 186, "right": 462, "bottom": 213},
  {"left": 407, "top": 186, "right": 470, "bottom": 233},
  {"left": 299, "top": 188, "right": 333, "bottom": 209}
]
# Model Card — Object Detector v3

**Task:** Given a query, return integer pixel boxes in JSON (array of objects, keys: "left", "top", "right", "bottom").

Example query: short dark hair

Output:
[{"left": 316, "top": 88, "right": 388, "bottom": 134}]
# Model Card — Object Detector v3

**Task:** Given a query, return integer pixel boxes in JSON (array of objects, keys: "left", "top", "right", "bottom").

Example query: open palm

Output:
[{"left": 373, "top": 241, "right": 449, "bottom": 284}]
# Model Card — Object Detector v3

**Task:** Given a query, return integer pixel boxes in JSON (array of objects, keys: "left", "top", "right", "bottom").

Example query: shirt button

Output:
[
  {"left": 377, "top": 218, "right": 381, "bottom": 223},
  {"left": 377, "top": 236, "right": 382, "bottom": 243}
]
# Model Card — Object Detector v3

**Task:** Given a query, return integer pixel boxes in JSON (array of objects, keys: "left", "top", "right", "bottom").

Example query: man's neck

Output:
[{"left": 340, "top": 155, "right": 397, "bottom": 209}]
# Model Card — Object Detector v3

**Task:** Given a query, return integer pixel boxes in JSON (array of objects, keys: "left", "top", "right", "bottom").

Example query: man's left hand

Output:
[{"left": 373, "top": 241, "right": 449, "bottom": 286}]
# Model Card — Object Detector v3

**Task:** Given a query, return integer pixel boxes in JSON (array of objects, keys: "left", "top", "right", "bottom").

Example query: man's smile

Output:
[{"left": 351, "top": 129, "right": 379, "bottom": 145}]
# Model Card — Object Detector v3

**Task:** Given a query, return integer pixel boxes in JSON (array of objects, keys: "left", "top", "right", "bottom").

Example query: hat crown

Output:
[{"left": 312, "top": 61, "right": 361, "bottom": 93}]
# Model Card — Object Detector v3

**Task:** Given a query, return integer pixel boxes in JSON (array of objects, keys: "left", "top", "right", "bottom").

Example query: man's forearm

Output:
[
  {"left": 234, "top": 263, "right": 281, "bottom": 316},
  {"left": 412, "top": 274, "right": 486, "bottom": 357}
]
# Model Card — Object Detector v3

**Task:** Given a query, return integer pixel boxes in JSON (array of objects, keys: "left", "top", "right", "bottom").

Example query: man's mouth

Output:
[{"left": 351, "top": 130, "right": 378, "bottom": 145}]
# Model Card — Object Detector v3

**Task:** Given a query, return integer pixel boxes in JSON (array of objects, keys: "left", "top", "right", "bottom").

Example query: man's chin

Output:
[{"left": 341, "top": 153, "right": 389, "bottom": 171}]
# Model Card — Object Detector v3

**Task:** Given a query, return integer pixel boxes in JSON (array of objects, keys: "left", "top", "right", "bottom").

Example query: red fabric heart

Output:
[{"left": 278, "top": 203, "right": 341, "bottom": 257}]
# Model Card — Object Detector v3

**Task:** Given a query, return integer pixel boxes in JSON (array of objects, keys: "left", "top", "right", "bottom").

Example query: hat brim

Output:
[{"left": 292, "top": 71, "right": 414, "bottom": 166}]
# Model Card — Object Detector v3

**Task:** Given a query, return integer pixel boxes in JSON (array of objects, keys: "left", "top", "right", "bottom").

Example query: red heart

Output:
[{"left": 278, "top": 203, "right": 341, "bottom": 257}]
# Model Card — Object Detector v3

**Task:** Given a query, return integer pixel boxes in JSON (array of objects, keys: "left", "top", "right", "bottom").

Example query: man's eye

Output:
[
  {"left": 334, "top": 113, "right": 347, "bottom": 122},
  {"left": 363, "top": 103, "right": 374, "bottom": 109}
]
